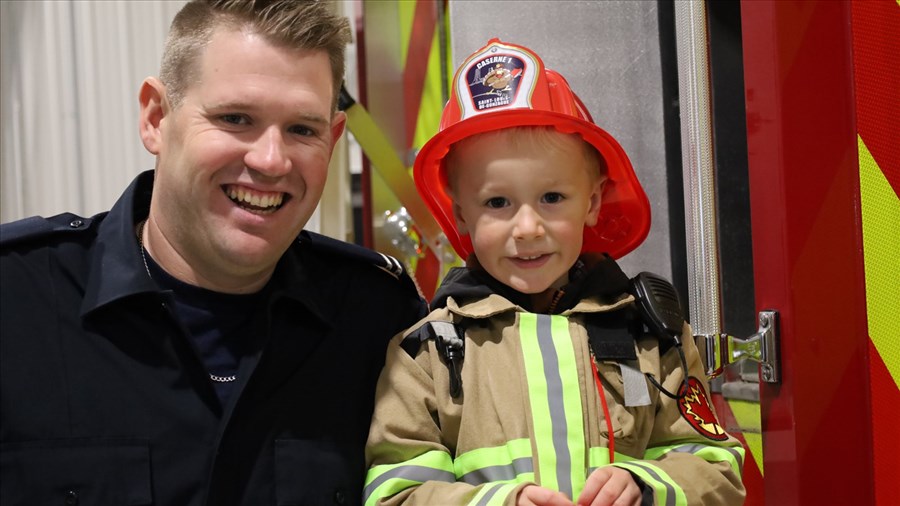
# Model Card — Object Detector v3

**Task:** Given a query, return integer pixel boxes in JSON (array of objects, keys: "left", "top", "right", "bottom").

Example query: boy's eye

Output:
[
  {"left": 485, "top": 197, "right": 508, "bottom": 209},
  {"left": 542, "top": 192, "right": 564, "bottom": 204}
]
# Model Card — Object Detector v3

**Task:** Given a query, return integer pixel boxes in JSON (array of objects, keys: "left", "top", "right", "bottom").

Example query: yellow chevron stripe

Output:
[
  {"left": 399, "top": 1, "right": 414, "bottom": 68},
  {"left": 858, "top": 135, "right": 900, "bottom": 388},
  {"left": 413, "top": 16, "right": 444, "bottom": 152}
]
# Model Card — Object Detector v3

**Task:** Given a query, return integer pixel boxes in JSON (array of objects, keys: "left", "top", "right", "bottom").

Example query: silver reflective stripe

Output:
[
  {"left": 625, "top": 461, "right": 677, "bottom": 506},
  {"left": 535, "top": 314, "right": 574, "bottom": 498},
  {"left": 362, "top": 465, "right": 455, "bottom": 503},
  {"left": 459, "top": 457, "right": 534, "bottom": 485},
  {"left": 431, "top": 321, "right": 458, "bottom": 340},
  {"left": 620, "top": 361, "right": 651, "bottom": 407},
  {"left": 473, "top": 483, "right": 506, "bottom": 506},
  {"left": 669, "top": 443, "right": 744, "bottom": 471}
]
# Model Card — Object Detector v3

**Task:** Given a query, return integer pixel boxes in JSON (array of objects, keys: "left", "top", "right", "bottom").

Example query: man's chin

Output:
[{"left": 219, "top": 235, "right": 284, "bottom": 268}]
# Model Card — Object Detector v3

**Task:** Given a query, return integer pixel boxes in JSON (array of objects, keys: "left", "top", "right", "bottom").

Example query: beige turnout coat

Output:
[{"left": 365, "top": 261, "right": 745, "bottom": 506}]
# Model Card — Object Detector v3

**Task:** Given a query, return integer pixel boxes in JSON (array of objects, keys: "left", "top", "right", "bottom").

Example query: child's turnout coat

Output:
[{"left": 364, "top": 257, "right": 745, "bottom": 506}]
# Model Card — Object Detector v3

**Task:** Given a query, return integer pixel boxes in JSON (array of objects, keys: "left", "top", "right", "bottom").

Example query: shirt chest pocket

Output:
[
  {"left": 275, "top": 439, "right": 354, "bottom": 506},
  {"left": 1, "top": 438, "right": 151, "bottom": 506}
]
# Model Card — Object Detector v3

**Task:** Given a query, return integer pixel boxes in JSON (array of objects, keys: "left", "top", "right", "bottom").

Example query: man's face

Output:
[
  {"left": 451, "top": 134, "right": 603, "bottom": 297},
  {"left": 144, "top": 27, "right": 344, "bottom": 290}
]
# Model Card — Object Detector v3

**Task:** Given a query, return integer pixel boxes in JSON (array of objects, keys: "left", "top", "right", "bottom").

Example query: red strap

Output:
[{"left": 590, "top": 357, "right": 615, "bottom": 463}]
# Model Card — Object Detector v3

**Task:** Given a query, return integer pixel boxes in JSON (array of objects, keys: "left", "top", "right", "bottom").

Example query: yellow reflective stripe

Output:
[
  {"left": 587, "top": 447, "right": 638, "bottom": 468},
  {"left": 364, "top": 450, "right": 454, "bottom": 506},
  {"left": 468, "top": 482, "right": 520, "bottom": 506},
  {"left": 454, "top": 438, "right": 532, "bottom": 478},
  {"left": 520, "top": 313, "right": 555, "bottom": 483},
  {"left": 613, "top": 461, "right": 687, "bottom": 506},
  {"left": 519, "top": 313, "right": 586, "bottom": 498},
  {"left": 644, "top": 443, "right": 745, "bottom": 477}
]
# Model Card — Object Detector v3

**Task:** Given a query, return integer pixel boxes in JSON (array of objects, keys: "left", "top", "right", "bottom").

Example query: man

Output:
[{"left": 0, "top": 2, "right": 425, "bottom": 505}]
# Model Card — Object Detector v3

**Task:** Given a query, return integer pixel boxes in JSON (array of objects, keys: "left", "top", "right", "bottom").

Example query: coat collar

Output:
[{"left": 438, "top": 254, "right": 635, "bottom": 319}]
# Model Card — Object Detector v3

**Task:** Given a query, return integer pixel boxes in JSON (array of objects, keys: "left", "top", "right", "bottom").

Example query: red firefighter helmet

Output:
[{"left": 414, "top": 38, "right": 651, "bottom": 260}]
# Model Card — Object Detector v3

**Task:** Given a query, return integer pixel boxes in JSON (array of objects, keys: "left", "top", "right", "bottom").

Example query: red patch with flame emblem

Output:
[{"left": 677, "top": 377, "right": 728, "bottom": 441}]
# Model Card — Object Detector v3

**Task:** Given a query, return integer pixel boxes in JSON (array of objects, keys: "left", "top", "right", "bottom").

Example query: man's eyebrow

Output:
[{"left": 205, "top": 102, "right": 330, "bottom": 125}]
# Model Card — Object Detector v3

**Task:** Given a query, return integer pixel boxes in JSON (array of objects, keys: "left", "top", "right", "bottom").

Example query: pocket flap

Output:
[{"left": 1, "top": 438, "right": 151, "bottom": 506}]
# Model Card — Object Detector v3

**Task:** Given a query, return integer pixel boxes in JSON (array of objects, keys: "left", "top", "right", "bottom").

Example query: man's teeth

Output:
[{"left": 227, "top": 187, "right": 284, "bottom": 209}]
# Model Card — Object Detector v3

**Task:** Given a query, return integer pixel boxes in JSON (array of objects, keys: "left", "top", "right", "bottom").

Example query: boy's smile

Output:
[{"left": 450, "top": 129, "right": 604, "bottom": 308}]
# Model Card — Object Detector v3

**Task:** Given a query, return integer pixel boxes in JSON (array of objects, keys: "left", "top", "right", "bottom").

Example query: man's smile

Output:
[{"left": 223, "top": 184, "right": 287, "bottom": 215}]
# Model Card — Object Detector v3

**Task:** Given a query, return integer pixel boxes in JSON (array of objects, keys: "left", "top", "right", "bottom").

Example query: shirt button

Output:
[
  {"left": 333, "top": 489, "right": 347, "bottom": 505},
  {"left": 69, "top": 219, "right": 83, "bottom": 228},
  {"left": 64, "top": 490, "right": 79, "bottom": 505}
]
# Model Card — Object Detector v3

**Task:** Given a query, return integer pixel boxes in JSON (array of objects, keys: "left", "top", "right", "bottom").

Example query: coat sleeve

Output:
[
  {"left": 610, "top": 324, "right": 746, "bottom": 505},
  {"left": 363, "top": 329, "right": 530, "bottom": 506}
]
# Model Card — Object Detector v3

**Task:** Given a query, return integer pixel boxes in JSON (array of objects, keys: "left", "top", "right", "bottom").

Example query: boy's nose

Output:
[
  {"left": 245, "top": 127, "right": 291, "bottom": 177},
  {"left": 512, "top": 206, "right": 545, "bottom": 240}
]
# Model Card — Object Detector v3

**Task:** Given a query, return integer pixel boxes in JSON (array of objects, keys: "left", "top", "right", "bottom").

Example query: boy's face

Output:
[{"left": 451, "top": 133, "right": 604, "bottom": 298}]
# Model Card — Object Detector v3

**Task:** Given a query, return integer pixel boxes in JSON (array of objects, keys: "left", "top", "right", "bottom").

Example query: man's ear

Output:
[
  {"left": 139, "top": 77, "right": 168, "bottom": 155},
  {"left": 584, "top": 178, "right": 605, "bottom": 227},
  {"left": 452, "top": 201, "right": 469, "bottom": 236},
  {"left": 328, "top": 111, "right": 347, "bottom": 153}
]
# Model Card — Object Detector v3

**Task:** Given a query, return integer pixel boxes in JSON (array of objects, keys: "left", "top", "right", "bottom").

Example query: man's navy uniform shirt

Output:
[{"left": 0, "top": 170, "right": 426, "bottom": 506}]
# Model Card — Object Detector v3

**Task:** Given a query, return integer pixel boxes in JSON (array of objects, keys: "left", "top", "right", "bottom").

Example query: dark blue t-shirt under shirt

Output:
[{"left": 145, "top": 253, "right": 264, "bottom": 406}]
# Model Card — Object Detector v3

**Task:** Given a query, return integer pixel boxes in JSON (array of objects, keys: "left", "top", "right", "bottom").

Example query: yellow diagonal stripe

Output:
[
  {"left": 343, "top": 102, "right": 443, "bottom": 246},
  {"left": 727, "top": 399, "right": 763, "bottom": 476},
  {"left": 858, "top": 135, "right": 900, "bottom": 388}
]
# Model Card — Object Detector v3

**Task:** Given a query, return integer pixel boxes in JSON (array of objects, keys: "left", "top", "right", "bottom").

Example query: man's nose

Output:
[
  {"left": 245, "top": 127, "right": 291, "bottom": 176},
  {"left": 512, "top": 206, "right": 545, "bottom": 240}
]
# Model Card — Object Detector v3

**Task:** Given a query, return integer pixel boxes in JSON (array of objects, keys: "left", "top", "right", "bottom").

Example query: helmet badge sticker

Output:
[
  {"left": 466, "top": 48, "right": 524, "bottom": 112},
  {"left": 677, "top": 377, "right": 729, "bottom": 441}
]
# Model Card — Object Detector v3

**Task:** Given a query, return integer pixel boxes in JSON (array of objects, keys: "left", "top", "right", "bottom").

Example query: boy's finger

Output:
[
  {"left": 520, "top": 485, "right": 575, "bottom": 506},
  {"left": 577, "top": 467, "right": 613, "bottom": 505}
]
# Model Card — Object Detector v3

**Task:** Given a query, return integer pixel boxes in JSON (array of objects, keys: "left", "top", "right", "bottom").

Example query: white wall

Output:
[
  {"left": 0, "top": 0, "right": 357, "bottom": 240},
  {"left": 0, "top": 0, "right": 185, "bottom": 223}
]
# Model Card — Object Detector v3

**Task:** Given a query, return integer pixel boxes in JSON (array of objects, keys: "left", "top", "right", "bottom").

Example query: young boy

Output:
[{"left": 364, "top": 39, "right": 745, "bottom": 506}]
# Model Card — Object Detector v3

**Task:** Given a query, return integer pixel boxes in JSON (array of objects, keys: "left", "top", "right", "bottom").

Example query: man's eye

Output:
[
  {"left": 543, "top": 192, "right": 564, "bottom": 204},
  {"left": 485, "top": 197, "right": 508, "bottom": 209},
  {"left": 220, "top": 114, "right": 248, "bottom": 125},
  {"left": 288, "top": 125, "right": 316, "bottom": 137}
]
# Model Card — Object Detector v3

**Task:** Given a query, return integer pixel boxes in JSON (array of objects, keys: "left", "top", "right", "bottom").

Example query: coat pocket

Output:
[
  {"left": 274, "top": 439, "right": 354, "bottom": 506},
  {"left": 1, "top": 437, "right": 151, "bottom": 506}
]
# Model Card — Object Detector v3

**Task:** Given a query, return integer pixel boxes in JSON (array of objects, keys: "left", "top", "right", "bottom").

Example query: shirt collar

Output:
[
  {"left": 80, "top": 170, "right": 327, "bottom": 327},
  {"left": 263, "top": 232, "right": 329, "bottom": 326},
  {"left": 81, "top": 170, "right": 158, "bottom": 317}
]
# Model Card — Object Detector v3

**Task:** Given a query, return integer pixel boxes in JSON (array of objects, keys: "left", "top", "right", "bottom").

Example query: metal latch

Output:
[{"left": 696, "top": 310, "right": 780, "bottom": 383}]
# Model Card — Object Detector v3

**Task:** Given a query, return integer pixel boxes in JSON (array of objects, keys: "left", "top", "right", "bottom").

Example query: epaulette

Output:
[
  {"left": 0, "top": 213, "right": 95, "bottom": 248},
  {"left": 297, "top": 230, "right": 406, "bottom": 281}
]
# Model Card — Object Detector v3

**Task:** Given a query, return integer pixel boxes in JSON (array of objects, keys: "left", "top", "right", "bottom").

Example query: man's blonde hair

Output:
[{"left": 160, "top": 0, "right": 351, "bottom": 111}]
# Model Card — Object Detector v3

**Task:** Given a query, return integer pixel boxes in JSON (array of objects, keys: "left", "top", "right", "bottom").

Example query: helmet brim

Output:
[{"left": 414, "top": 108, "right": 651, "bottom": 260}]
